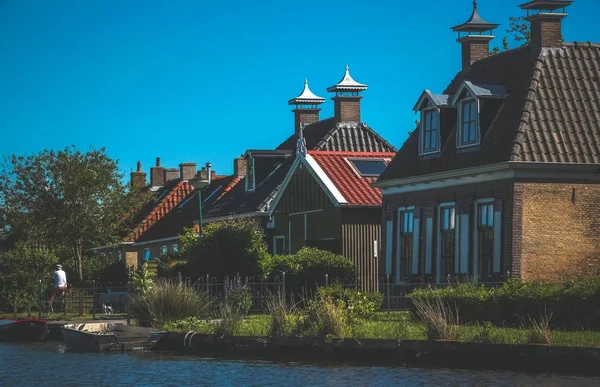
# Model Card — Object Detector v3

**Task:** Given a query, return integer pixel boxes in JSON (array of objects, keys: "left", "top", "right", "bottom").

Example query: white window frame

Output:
[
  {"left": 436, "top": 202, "right": 456, "bottom": 284},
  {"left": 457, "top": 98, "right": 480, "bottom": 148},
  {"left": 273, "top": 235, "right": 285, "bottom": 255},
  {"left": 245, "top": 157, "right": 255, "bottom": 192},
  {"left": 419, "top": 107, "right": 441, "bottom": 155}
]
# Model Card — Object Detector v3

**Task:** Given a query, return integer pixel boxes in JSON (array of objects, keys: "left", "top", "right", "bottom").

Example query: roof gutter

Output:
[{"left": 132, "top": 236, "right": 180, "bottom": 247}]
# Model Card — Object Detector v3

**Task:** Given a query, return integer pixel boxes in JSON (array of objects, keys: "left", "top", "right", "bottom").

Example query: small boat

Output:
[
  {"left": 0, "top": 318, "right": 49, "bottom": 342},
  {"left": 60, "top": 322, "right": 162, "bottom": 352}
]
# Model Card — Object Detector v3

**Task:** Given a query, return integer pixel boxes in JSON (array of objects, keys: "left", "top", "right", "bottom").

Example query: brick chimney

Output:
[
  {"left": 130, "top": 161, "right": 146, "bottom": 190},
  {"left": 288, "top": 79, "right": 325, "bottom": 134},
  {"left": 150, "top": 157, "right": 165, "bottom": 187},
  {"left": 179, "top": 162, "right": 196, "bottom": 181},
  {"left": 451, "top": 1, "right": 498, "bottom": 73},
  {"left": 164, "top": 168, "right": 179, "bottom": 183},
  {"left": 327, "top": 66, "right": 368, "bottom": 123},
  {"left": 520, "top": 0, "right": 571, "bottom": 49},
  {"left": 233, "top": 156, "right": 247, "bottom": 178}
]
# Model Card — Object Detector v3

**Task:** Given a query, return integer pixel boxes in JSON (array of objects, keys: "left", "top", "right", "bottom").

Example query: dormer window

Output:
[
  {"left": 458, "top": 98, "right": 479, "bottom": 147},
  {"left": 421, "top": 108, "right": 440, "bottom": 154},
  {"left": 245, "top": 157, "right": 255, "bottom": 192}
]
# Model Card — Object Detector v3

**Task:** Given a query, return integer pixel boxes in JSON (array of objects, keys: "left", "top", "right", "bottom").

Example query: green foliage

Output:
[
  {"left": 214, "top": 301, "right": 246, "bottom": 337},
  {"left": 0, "top": 146, "right": 148, "bottom": 282},
  {"left": 317, "top": 284, "right": 383, "bottom": 320},
  {"left": 129, "top": 278, "right": 212, "bottom": 327},
  {"left": 408, "top": 278, "right": 600, "bottom": 330},
  {"left": 263, "top": 247, "right": 356, "bottom": 295},
  {"left": 300, "top": 295, "right": 349, "bottom": 339},
  {"left": 0, "top": 242, "right": 59, "bottom": 311},
  {"left": 184, "top": 219, "right": 269, "bottom": 279},
  {"left": 130, "top": 263, "right": 154, "bottom": 295},
  {"left": 265, "top": 292, "right": 297, "bottom": 338},
  {"left": 491, "top": 16, "right": 530, "bottom": 54},
  {"left": 162, "top": 317, "right": 210, "bottom": 333},
  {"left": 227, "top": 287, "right": 252, "bottom": 315}
]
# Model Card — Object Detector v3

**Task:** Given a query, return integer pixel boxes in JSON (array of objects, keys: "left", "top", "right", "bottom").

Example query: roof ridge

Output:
[
  {"left": 562, "top": 41, "right": 600, "bottom": 49},
  {"left": 510, "top": 51, "right": 546, "bottom": 162},
  {"left": 309, "top": 150, "right": 396, "bottom": 156}
]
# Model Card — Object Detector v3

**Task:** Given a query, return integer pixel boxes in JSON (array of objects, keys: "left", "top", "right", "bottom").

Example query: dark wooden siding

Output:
[
  {"left": 270, "top": 209, "right": 341, "bottom": 255},
  {"left": 341, "top": 208, "right": 382, "bottom": 291},
  {"left": 275, "top": 167, "right": 334, "bottom": 215}
]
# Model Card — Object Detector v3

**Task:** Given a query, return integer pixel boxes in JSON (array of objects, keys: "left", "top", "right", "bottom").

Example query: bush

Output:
[
  {"left": 226, "top": 286, "right": 252, "bottom": 315},
  {"left": 317, "top": 284, "right": 382, "bottom": 320},
  {"left": 184, "top": 219, "right": 269, "bottom": 279},
  {"left": 129, "top": 278, "right": 212, "bottom": 327},
  {"left": 301, "top": 295, "right": 348, "bottom": 340},
  {"left": 265, "top": 292, "right": 297, "bottom": 338},
  {"left": 407, "top": 278, "right": 600, "bottom": 330},
  {"left": 214, "top": 301, "right": 246, "bottom": 337},
  {"left": 412, "top": 294, "right": 458, "bottom": 341},
  {"left": 263, "top": 247, "right": 356, "bottom": 296}
]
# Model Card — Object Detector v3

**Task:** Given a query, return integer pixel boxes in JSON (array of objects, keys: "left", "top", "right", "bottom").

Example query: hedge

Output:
[{"left": 407, "top": 278, "right": 600, "bottom": 330}]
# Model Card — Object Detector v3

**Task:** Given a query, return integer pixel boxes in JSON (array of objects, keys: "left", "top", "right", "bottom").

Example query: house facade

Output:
[{"left": 374, "top": 1, "right": 600, "bottom": 284}]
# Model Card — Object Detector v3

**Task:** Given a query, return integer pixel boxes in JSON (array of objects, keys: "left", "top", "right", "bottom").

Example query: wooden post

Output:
[
  {"left": 92, "top": 280, "right": 96, "bottom": 320},
  {"left": 13, "top": 295, "right": 18, "bottom": 318},
  {"left": 79, "top": 290, "right": 84, "bottom": 316}
]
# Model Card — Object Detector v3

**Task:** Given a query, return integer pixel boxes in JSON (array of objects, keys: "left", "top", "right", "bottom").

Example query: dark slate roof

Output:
[
  {"left": 276, "top": 118, "right": 396, "bottom": 153},
  {"left": 379, "top": 42, "right": 600, "bottom": 182}
]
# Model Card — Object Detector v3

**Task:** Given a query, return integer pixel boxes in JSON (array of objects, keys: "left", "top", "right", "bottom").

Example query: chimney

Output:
[
  {"left": 130, "top": 161, "right": 147, "bottom": 190},
  {"left": 327, "top": 66, "right": 368, "bottom": 123},
  {"left": 179, "top": 162, "right": 196, "bottom": 181},
  {"left": 520, "top": 0, "right": 571, "bottom": 48},
  {"left": 164, "top": 168, "right": 179, "bottom": 183},
  {"left": 233, "top": 156, "right": 247, "bottom": 178},
  {"left": 288, "top": 79, "right": 325, "bottom": 134},
  {"left": 205, "top": 162, "right": 212, "bottom": 184},
  {"left": 451, "top": 1, "right": 499, "bottom": 73},
  {"left": 198, "top": 167, "right": 207, "bottom": 180},
  {"left": 150, "top": 157, "right": 166, "bottom": 187}
]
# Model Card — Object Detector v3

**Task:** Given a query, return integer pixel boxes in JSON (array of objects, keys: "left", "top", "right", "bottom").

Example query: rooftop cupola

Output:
[
  {"left": 520, "top": 0, "right": 572, "bottom": 48},
  {"left": 451, "top": 1, "right": 499, "bottom": 73},
  {"left": 327, "top": 65, "right": 368, "bottom": 123},
  {"left": 288, "top": 79, "right": 325, "bottom": 134}
]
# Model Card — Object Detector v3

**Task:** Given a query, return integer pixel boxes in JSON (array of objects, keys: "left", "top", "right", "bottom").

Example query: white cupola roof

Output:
[
  {"left": 288, "top": 79, "right": 325, "bottom": 106},
  {"left": 327, "top": 65, "right": 368, "bottom": 93}
]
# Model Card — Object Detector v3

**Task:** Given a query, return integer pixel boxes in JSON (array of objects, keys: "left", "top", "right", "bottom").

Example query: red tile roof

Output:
[
  {"left": 308, "top": 151, "right": 396, "bottom": 206},
  {"left": 126, "top": 180, "right": 194, "bottom": 242}
]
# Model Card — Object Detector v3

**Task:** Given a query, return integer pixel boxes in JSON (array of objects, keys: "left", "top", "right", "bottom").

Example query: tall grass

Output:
[
  {"left": 214, "top": 301, "right": 246, "bottom": 337},
  {"left": 526, "top": 308, "right": 553, "bottom": 345},
  {"left": 129, "top": 279, "right": 212, "bottom": 327},
  {"left": 264, "top": 292, "right": 297, "bottom": 338},
  {"left": 412, "top": 295, "right": 459, "bottom": 340},
  {"left": 301, "top": 296, "right": 349, "bottom": 339}
]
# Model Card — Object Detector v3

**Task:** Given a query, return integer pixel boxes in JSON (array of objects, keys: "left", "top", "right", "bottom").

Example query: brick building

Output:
[{"left": 374, "top": 1, "right": 600, "bottom": 283}]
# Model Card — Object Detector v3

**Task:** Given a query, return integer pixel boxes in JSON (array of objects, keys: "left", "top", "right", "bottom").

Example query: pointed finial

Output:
[
  {"left": 136, "top": 161, "right": 141, "bottom": 172},
  {"left": 296, "top": 127, "right": 307, "bottom": 156},
  {"left": 304, "top": 78, "right": 308, "bottom": 85},
  {"left": 473, "top": 0, "right": 477, "bottom": 9}
]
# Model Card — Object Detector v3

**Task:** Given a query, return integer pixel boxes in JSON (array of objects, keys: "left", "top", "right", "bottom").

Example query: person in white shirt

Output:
[{"left": 50, "top": 264, "right": 68, "bottom": 307}]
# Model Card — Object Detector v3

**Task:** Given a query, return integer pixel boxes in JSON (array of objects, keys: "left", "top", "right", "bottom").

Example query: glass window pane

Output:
[
  {"left": 480, "top": 205, "right": 487, "bottom": 226},
  {"left": 449, "top": 208, "right": 455, "bottom": 230},
  {"left": 487, "top": 205, "right": 494, "bottom": 227},
  {"left": 470, "top": 101, "right": 477, "bottom": 121},
  {"left": 431, "top": 130, "right": 437, "bottom": 148},
  {"left": 350, "top": 159, "right": 388, "bottom": 176}
]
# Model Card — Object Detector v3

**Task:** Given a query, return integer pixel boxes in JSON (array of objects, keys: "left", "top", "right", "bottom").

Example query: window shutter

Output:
[
  {"left": 435, "top": 206, "right": 442, "bottom": 283},
  {"left": 425, "top": 214, "right": 433, "bottom": 275},
  {"left": 459, "top": 211, "right": 470, "bottom": 274},
  {"left": 385, "top": 220, "right": 393, "bottom": 275},
  {"left": 412, "top": 209, "right": 420, "bottom": 275},
  {"left": 493, "top": 200, "right": 503, "bottom": 273},
  {"left": 454, "top": 207, "right": 461, "bottom": 274},
  {"left": 395, "top": 211, "right": 402, "bottom": 284}
]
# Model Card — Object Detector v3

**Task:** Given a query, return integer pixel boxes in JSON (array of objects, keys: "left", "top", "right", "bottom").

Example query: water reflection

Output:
[{"left": 1, "top": 342, "right": 598, "bottom": 387}]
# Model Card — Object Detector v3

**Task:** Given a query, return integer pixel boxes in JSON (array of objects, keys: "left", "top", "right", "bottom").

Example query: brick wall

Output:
[
  {"left": 518, "top": 183, "right": 600, "bottom": 281},
  {"left": 461, "top": 38, "right": 490, "bottom": 72},
  {"left": 333, "top": 96, "right": 361, "bottom": 122},
  {"left": 234, "top": 157, "right": 246, "bottom": 178},
  {"left": 529, "top": 15, "right": 563, "bottom": 48},
  {"left": 179, "top": 163, "right": 196, "bottom": 181},
  {"left": 164, "top": 168, "right": 179, "bottom": 182},
  {"left": 130, "top": 171, "right": 146, "bottom": 189},
  {"left": 293, "top": 108, "right": 321, "bottom": 134}
]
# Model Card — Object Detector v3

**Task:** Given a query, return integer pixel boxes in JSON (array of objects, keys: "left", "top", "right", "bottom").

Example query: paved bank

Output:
[{"left": 153, "top": 332, "right": 600, "bottom": 375}]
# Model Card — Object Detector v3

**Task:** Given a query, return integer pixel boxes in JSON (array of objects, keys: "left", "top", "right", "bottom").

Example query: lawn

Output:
[{"left": 160, "top": 311, "right": 600, "bottom": 347}]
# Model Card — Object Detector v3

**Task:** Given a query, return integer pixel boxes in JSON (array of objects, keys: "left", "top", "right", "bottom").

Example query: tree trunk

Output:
[{"left": 73, "top": 242, "right": 84, "bottom": 284}]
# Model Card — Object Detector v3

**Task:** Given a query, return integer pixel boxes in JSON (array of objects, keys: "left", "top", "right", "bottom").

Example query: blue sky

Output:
[{"left": 1, "top": 0, "right": 599, "bottom": 178}]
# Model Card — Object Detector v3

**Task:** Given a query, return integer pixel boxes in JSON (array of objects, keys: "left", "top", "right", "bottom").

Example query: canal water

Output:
[{"left": 1, "top": 342, "right": 599, "bottom": 386}]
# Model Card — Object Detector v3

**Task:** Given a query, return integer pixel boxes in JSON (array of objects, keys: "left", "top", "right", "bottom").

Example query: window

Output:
[
  {"left": 349, "top": 159, "right": 388, "bottom": 177},
  {"left": 117, "top": 250, "right": 123, "bottom": 262},
  {"left": 171, "top": 244, "right": 179, "bottom": 254},
  {"left": 161, "top": 245, "right": 168, "bottom": 256},
  {"left": 440, "top": 206, "right": 456, "bottom": 280},
  {"left": 398, "top": 210, "right": 414, "bottom": 282},
  {"left": 143, "top": 248, "right": 151, "bottom": 262},
  {"left": 245, "top": 157, "right": 255, "bottom": 191},
  {"left": 459, "top": 99, "right": 478, "bottom": 147},
  {"left": 273, "top": 236, "right": 285, "bottom": 255},
  {"left": 477, "top": 203, "right": 494, "bottom": 280},
  {"left": 421, "top": 108, "right": 439, "bottom": 154}
]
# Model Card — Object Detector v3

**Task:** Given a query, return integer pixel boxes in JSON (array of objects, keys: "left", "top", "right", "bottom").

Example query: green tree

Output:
[
  {"left": 0, "top": 146, "right": 145, "bottom": 283},
  {"left": 491, "top": 16, "right": 530, "bottom": 54},
  {"left": 0, "top": 242, "right": 58, "bottom": 310}
]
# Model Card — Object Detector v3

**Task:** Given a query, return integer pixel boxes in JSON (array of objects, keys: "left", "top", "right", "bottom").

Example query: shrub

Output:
[
  {"left": 184, "top": 219, "right": 269, "bottom": 279},
  {"left": 407, "top": 278, "right": 600, "bottom": 330},
  {"left": 129, "top": 278, "right": 212, "bottom": 327},
  {"left": 263, "top": 247, "right": 356, "bottom": 296},
  {"left": 301, "top": 295, "right": 349, "bottom": 340},
  {"left": 226, "top": 286, "right": 252, "bottom": 315},
  {"left": 317, "top": 284, "right": 383, "bottom": 320}
]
